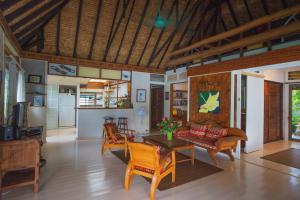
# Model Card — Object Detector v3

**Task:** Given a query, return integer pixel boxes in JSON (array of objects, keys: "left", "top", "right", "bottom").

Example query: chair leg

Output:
[
  {"left": 124, "top": 165, "right": 133, "bottom": 190},
  {"left": 224, "top": 149, "right": 235, "bottom": 161},
  {"left": 101, "top": 143, "right": 106, "bottom": 155},
  {"left": 207, "top": 149, "right": 218, "bottom": 166},
  {"left": 171, "top": 151, "right": 176, "bottom": 183},
  {"left": 150, "top": 175, "right": 158, "bottom": 200},
  {"left": 33, "top": 181, "right": 39, "bottom": 193}
]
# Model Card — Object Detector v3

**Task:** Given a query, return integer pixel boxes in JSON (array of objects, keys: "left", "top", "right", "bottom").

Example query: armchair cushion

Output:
[
  {"left": 190, "top": 122, "right": 208, "bottom": 138},
  {"left": 174, "top": 130, "right": 190, "bottom": 137},
  {"left": 206, "top": 127, "right": 229, "bottom": 140}
]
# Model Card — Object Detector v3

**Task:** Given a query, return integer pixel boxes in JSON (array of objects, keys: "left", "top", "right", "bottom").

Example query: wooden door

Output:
[
  {"left": 151, "top": 86, "right": 164, "bottom": 130},
  {"left": 264, "top": 81, "right": 283, "bottom": 143}
]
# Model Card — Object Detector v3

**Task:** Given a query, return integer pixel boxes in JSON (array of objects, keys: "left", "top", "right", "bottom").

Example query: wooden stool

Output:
[
  {"left": 102, "top": 117, "right": 115, "bottom": 137},
  {"left": 118, "top": 117, "right": 128, "bottom": 133}
]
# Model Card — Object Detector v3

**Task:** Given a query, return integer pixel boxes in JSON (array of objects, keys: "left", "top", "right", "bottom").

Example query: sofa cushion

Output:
[
  {"left": 178, "top": 136, "right": 217, "bottom": 150},
  {"left": 190, "top": 122, "right": 208, "bottom": 138},
  {"left": 206, "top": 127, "right": 229, "bottom": 140}
]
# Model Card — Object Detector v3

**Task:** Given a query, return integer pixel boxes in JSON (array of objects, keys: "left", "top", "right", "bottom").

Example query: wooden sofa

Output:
[{"left": 174, "top": 120, "right": 247, "bottom": 165}]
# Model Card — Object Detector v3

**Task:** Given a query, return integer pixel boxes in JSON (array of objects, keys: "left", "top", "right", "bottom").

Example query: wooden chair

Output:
[
  {"left": 125, "top": 142, "right": 176, "bottom": 200},
  {"left": 101, "top": 123, "right": 134, "bottom": 157},
  {"left": 0, "top": 139, "right": 40, "bottom": 193}
]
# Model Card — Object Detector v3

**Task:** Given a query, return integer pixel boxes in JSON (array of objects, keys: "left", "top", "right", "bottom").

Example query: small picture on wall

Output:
[
  {"left": 33, "top": 95, "right": 43, "bottom": 106},
  {"left": 165, "top": 92, "right": 169, "bottom": 100},
  {"left": 49, "top": 63, "right": 77, "bottom": 76},
  {"left": 136, "top": 89, "right": 146, "bottom": 102},
  {"left": 28, "top": 75, "right": 42, "bottom": 84},
  {"left": 122, "top": 71, "right": 131, "bottom": 81},
  {"left": 198, "top": 91, "right": 220, "bottom": 113}
]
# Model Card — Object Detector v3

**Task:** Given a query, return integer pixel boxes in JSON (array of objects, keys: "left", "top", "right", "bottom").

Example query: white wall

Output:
[{"left": 262, "top": 69, "right": 285, "bottom": 83}]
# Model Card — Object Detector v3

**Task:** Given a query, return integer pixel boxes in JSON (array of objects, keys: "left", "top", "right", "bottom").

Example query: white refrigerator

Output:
[{"left": 59, "top": 93, "right": 76, "bottom": 127}]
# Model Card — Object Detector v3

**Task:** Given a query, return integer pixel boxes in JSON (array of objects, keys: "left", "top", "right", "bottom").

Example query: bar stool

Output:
[
  {"left": 102, "top": 116, "right": 115, "bottom": 138},
  {"left": 118, "top": 117, "right": 128, "bottom": 133}
]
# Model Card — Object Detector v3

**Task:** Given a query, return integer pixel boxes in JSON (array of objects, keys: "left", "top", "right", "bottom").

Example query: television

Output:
[{"left": 12, "top": 103, "right": 25, "bottom": 128}]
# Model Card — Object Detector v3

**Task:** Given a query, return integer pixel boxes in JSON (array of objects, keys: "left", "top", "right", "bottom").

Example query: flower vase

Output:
[{"left": 166, "top": 131, "right": 173, "bottom": 141}]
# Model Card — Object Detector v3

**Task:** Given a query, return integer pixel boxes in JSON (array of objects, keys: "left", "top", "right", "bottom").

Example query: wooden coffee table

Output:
[{"left": 143, "top": 135, "right": 195, "bottom": 165}]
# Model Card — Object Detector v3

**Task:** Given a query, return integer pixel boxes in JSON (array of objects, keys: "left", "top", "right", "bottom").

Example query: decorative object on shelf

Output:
[
  {"left": 165, "top": 92, "right": 169, "bottom": 100},
  {"left": 121, "top": 71, "right": 131, "bottom": 81},
  {"left": 157, "top": 117, "right": 178, "bottom": 141},
  {"left": 136, "top": 89, "right": 146, "bottom": 102},
  {"left": 198, "top": 91, "right": 220, "bottom": 113},
  {"left": 48, "top": 63, "right": 77, "bottom": 76},
  {"left": 28, "top": 75, "right": 42, "bottom": 84},
  {"left": 33, "top": 95, "right": 43, "bottom": 106}
]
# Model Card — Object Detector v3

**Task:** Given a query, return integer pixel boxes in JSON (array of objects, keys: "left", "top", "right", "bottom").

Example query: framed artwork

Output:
[
  {"left": 33, "top": 95, "right": 43, "bottom": 106},
  {"left": 28, "top": 75, "right": 42, "bottom": 84},
  {"left": 165, "top": 92, "right": 169, "bottom": 100},
  {"left": 198, "top": 91, "right": 220, "bottom": 113},
  {"left": 136, "top": 89, "right": 146, "bottom": 102},
  {"left": 49, "top": 63, "right": 77, "bottom": 76},
  {"left": 122, "top": 71, "right": 131, "bottom": 81}
]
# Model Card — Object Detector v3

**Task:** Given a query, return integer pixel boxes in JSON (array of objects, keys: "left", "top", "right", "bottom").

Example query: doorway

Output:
[
  {"left": 290, "top": 84, "right": 300, "bottom": 140},
  {"left": 150, "top": 85, "right": 164, "bottom": 131},
  {"left": 264, "top": 81, "right": 283, "bottom": 143}
]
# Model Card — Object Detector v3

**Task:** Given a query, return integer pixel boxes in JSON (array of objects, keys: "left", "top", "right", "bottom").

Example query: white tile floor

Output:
[{"left": 2, "top": 129, "right": 300, "bottom": 200}]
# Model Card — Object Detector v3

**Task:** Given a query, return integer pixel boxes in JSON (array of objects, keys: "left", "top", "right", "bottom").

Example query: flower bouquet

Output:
[{"left": 157, "top": 117, "right": 178, "bottom": 141}]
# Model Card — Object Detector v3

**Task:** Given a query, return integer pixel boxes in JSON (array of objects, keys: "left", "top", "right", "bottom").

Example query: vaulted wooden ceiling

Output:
[{"left": 1, "top": 0, "right": 300, "bottom": 71}]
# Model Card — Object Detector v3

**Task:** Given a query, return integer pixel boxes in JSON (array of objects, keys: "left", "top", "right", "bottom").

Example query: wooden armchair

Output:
[
  {"left": 0, "top": 139, "right": 40, "bottom": 193},
  {"left": 101, "top": 123, "right": 134, "bottom": 157},
  {"left": 125, "top": 142, "right": 176, "bottom": 200}
]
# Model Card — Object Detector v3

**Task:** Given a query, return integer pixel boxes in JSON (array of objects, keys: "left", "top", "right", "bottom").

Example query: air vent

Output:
[
  {"left": 167, "top": 74, "right": 177, "bottom": 82},
  {"left": 288, "top": 71, "right": 300, "bottom": 81}
]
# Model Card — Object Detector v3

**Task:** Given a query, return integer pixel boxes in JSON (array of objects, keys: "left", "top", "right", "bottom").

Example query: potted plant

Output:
[{"left": 157, "top": 117, "right": 178, "bottom": 141}]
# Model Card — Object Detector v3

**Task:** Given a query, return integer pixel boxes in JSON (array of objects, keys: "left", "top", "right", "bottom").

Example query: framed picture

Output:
[
  {"left": 165, "top": 92, "right": 169, "bottom": 100},
  {"left": 33, "top": 95, "right": 43, "bottom": 106},
  {"left": 136, "top": 89, "right": 146, "bottom": 102},
  {"left": 49, "top": 63, "right": 77, "bottom": 76},
  {"left": 198, "top": 91, "right": 220, "bottom": 113},
  {"left": 28, "top": 75, "right": 42, "bottom": 84},
  {"left": 122, "top": 71, "right": 131, "bottom": 81}
]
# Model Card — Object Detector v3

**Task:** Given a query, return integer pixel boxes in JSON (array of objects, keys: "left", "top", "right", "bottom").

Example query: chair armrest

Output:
[
  {"left": 215, "top": 136, "right": 240, "bottom": 150},
  {"left": 228, "top": 128, "right": 248, "bottom": 141}
]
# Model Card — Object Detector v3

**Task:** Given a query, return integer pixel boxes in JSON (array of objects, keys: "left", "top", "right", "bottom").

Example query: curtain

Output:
[{"left": 16, "top": 70, "right": 25, "bottom": 102}]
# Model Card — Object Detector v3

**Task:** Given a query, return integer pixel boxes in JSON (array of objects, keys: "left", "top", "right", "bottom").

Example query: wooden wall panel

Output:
[{"left": 189, "top": 72, "right": 231, "bottom": 127}]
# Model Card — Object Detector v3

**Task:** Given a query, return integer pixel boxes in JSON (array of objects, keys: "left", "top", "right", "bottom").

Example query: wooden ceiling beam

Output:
[
  {"left": 261, "top": 0, "right": 270, "bottom": 15},
  {"left": 150, "top": 0, "right": 196, "bottom": 66},
  {"left": 104, "top": 0, "right": 131, "bottom": 60},
  {"left": 281, "top": 0, "right": 287, "bottom": 9},
  {"left": 145, "top": 0, "right": 176, "bottom": 67},
  {"left": 125, "top": 0, "right": 150, "bottom": 64},
  {"left": 0, "top": 10, "right": 22, "bottom": 54},
  {"left": 88, "top": 0, "right": 103, "bottom": 59},
  {"left": 16, "top": 0, "right": 67, "bottom": 38},
  {"left": 156, "top": 0, "right": 196, "bottom": 68},
  {"left": 114, "top": 0, "right": 135, "bottom": 63},
  {"left": 73, "top": 0, "right": 83, "bottom": 57},
  {"left": 166, "top": 20, "right": 300, "bottom": 67},
  {"left": 56, "top": 10, "right": 61, "bottom": 55},
  {"left": 225, "top": 0, "right": 239, "bottom": 27},
  {"left": 0, "top": 0, "right": 21, "bottom": 10},
  {"left": 168, "top": 5, "right": 300, "bottom": 58},
  {"left": 187, "top": 45, "right": 300, "bottom": 76},
  {"left": 11, "top": 0, "right": 62, "bottom": 32},
  {"left": 17, "top": 0, "right": 69, "bottom": 44},
  {"left": 243, "top": 0, "right": 253, "bottom": 20},
  {"left": 22, "top": 51, "right": 164, "bottom": 74},
  {"left": 187, "top": 2, "right": 210, "bottom": 45},
  {"left": 103, "top": 0, "right": 121, "bottom": 61},
  {"left": 5, "top": 0, "right": 43, "bottom": 23},
  {"left": 136, "top": 0, "right": 165, "bottom": 66}
]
